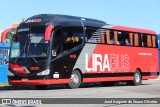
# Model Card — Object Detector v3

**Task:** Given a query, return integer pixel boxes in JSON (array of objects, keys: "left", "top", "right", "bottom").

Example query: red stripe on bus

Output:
[
  {"left": 9, "top": 79, "right": 70, "bottom": 85},
  {"left": 83, "top": 76, "right": 134, "bottom": 83},
  {"left": 45, "top": 25, "right": 54, "bottom": 41}
]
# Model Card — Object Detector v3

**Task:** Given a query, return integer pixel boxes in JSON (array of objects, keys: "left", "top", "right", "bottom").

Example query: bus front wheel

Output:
[
  {"left": 67, "top": 70, "right": 81, "bottom": 89},
  {"left": 127, "top": 70, "right": 142, "bottom": 86}
]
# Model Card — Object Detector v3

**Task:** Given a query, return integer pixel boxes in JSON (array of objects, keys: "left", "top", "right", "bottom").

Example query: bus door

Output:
[
  {"left": 51, "top": 28, "right": 66, "bottom": 78},
  {"left": 51, "top": 27, "right": 83, "bottom": 78},
  {"left": 62, "top": 27, "right": 83, "bottom": 69}
]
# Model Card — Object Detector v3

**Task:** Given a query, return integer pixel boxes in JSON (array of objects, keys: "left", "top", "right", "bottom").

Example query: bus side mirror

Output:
[{"left": 52, "top": 50, "right": 57, "bottom": 56}]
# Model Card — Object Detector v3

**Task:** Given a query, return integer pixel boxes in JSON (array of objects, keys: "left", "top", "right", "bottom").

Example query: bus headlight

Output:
[
  {"left": 8, "top": 70, "right": 14, "bottom": 76},
  {"left": 37, "top": 69, "right": 50, "bottom": 75}
]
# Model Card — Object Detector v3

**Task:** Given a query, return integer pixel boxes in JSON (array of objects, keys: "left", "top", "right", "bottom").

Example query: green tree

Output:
[{"left": 5, "top": 32, "right": 14, "bottom": 44}]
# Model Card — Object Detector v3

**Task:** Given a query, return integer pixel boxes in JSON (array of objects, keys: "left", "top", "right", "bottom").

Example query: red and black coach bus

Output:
[{"left": 8, "top": 14, "right": 159, "bottom": 89}]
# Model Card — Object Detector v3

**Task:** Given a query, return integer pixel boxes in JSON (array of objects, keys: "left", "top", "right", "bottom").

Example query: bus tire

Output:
[
  {"left": 101, "top": 82, "right": 115, "bottom": 86},
  {"left": 67, "top": 70, "right": 81, "bottom": 89},
  {"left": 127, "top": 70, "right": 142, "bottom": 86},
  {"left": 35, "top": 85, "right": 48, "bottom": 90}
]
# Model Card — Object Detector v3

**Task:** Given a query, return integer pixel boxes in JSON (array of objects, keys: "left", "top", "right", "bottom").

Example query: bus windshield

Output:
[
  {"left": 10, "top": 26, "right": 49, "bottom": 59},
  {"left": 28, "top": 33, "right": 49, "bottom": 57}
]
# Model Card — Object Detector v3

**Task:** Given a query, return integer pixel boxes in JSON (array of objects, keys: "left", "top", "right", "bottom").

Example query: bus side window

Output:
[
  {"left": 110, "top": 30, "right": 115, "bottom": 44},
  {"left": 106, "top": 30, "right": 110, "bottom": 44},
  {"left": 86, "top": 27, "right": 100, "bottom": 43},
  {"left": 129, "top": 33, "right": 133, "bottom": 46},
  {"left": 101, "top": 34, "right": 105, "bottom": 44},
  {"left": 141, "top": 34, "right": 147, "bottom": 47},
  {"left": 118, "top": 31, "right": 126, "bottom": 45},
  {"left": 114, "top": 31, "right": 118, "bottom": 45},
  {"left": 152, "top": 35, "right": 157, "bottom": 48},
  {"left": 107, "top": 30, "right": 116, "bottom": 44},
  {"left": 140, "top": 34, "right": 143, "bottom": 46},
  {"left": 72, "top": 32, "right": 83, "bottom": 43},
  {"left": 123, "top": 32, "right": 131, "bottom": 46},
  {"left": 134, "top": 33, "right": 139, "bottom": 46},
  {"left": 147, "top": 35, "right": 152, "bottom": 47},
  {"left": 65, "top": 32, "right": 74, "bottom": 43},
  {"left": 63, "top": 28, "right": 83, "bottom": 51}
]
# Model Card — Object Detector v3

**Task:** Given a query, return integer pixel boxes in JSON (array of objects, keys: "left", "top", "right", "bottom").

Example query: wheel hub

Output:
[
  {"left": 135, "top": 73, "right": 140, "bottom": 83},
  {"left": 71, "top": 74, "right": 79, "bottom": 84}
]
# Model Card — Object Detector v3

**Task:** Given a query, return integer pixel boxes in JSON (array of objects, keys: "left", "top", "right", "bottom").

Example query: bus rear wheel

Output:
[
  {"left": 67, "top": 70, "right": 81, "bottom": 89},
  {"left": 35, "top": 85, "right": 48, "bottom": 90},
  {"left": 127, "top": 70, "right": 142, "bottom": 86}
]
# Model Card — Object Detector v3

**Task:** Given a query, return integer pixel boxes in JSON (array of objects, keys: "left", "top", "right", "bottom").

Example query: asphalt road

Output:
[{"left": 0, "top": 79, "right": 160, "bottom": 107}]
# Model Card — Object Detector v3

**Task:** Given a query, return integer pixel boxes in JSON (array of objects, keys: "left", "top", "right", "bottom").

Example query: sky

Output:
[{"left": 0, "top": 0, "right": 160, "bottom": 33}]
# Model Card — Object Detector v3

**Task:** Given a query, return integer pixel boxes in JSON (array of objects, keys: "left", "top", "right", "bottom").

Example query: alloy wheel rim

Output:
[
  {"left": 71, "top": 73, "right": 79, "bottom": 84},
  {"left": 135, "top": 73, "right": 140, "bottom": 83}
]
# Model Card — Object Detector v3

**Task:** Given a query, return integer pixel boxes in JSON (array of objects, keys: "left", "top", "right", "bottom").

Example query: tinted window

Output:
[{"left": 63, "top": 27, "right": 83, "bottom": 51}]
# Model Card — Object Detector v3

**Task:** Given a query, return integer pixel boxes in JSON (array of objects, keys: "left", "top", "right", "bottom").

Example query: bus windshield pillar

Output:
[{"left": 45, "top": 25, "right": 54, "bottom": 41}]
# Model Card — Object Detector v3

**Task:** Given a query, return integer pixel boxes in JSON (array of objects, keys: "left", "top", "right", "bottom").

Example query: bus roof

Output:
[
  {"left": 112, "top": 25, "right": 156, "bottom": 35},
  {"left": 19, "top": 14, "right": 107, "bottom": 28},
  {"left": 18, "top": 14, "right": 156, "bottom": 35}
]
